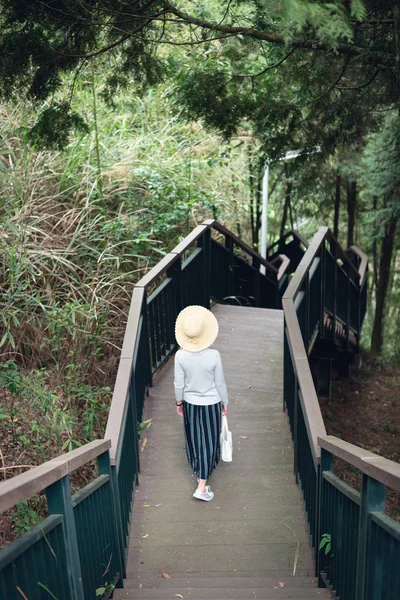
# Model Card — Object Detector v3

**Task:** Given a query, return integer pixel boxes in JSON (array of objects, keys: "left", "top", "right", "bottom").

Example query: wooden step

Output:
[
  {"left": 115, "top": 587, "right": 327, "bottom": 599},
  {"left": 127, "top": 576, "right": 317, "bottom": 589}
]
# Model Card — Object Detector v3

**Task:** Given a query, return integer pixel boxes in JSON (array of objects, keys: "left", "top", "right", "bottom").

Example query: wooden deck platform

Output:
[{"left": 115, "top": 305, "right": 324, "bottom": 599}]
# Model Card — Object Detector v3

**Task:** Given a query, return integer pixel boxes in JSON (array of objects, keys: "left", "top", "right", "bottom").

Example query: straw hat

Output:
[{"left": 175, "top": 305, "right": 219, "bottom": 352}]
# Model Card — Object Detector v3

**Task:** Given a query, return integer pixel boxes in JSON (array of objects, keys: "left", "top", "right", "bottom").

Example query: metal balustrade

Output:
[
  {"left": 282, "top": 226, "right": 400, "bottom": 600},
  {"left": 1, "top": 221, "right": 398, "bottom": 600},
  {"left": 0, "top": 220, "right": 284, "bottom": 600}
]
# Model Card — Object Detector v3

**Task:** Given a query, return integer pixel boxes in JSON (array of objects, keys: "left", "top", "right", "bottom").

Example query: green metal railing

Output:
[
  {"left": 282, "top": 227, "right": 400, "bottom": 599},
  {"left": 0, "top": 219, "right": 284, "bottom": 599},
  {"left": 318, "top": 437, "right": 400, "bottom": 600},
  {"left": 0, "top": 441, "right": 121, "bottom": 600},
  {"left": 267, "top": 229, "right": 309, "bottom": 274}
]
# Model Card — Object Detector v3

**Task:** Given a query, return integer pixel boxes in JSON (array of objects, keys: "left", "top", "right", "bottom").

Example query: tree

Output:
[
  {"left": 361, "top": 114, "right": 400, "bottom": 353},
  {"left": 0, "top": 1, "right": 398, "bottom": 146}
]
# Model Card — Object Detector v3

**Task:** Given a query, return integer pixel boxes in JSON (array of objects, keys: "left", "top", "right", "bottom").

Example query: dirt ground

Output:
[{"left": 319, "top": 350, "right": 400, "bottom": 521}]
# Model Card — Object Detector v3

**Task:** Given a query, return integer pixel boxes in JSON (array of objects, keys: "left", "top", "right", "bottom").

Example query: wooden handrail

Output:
[
  {"left": 210, "top": 221, "right": 278, "bottom": 274},
  {"left": 272, "top": 254, "right": 290, "bottom": 281},
  {"left": 319, "top": 436, "right": 400, "bottom": 493},
  {"left": 282, "top": 226, "right": 367, "bottom": 464},
  {"left": 267, "top": 229, "right": 310, "bottom": 253},
  {"left": 0, "top": 440, "right": 110, "bottom": 515},
  {"left": 0, "top": 222, "right": 284, "bottom": 510},
  {"left": 134, "top": 220, "right": 279, "bottom": 291},
  {"left": 105, "top": 220, "right": 281, "bottom": 466},
  {"left": 348, "top": 245, "right": 368, "bottom": 285},
  {"left": 282, "top": 299, "right": 327, "bottom": 462}
]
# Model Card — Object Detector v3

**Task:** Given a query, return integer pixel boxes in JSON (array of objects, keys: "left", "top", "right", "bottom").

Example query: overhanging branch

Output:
[{"left": 164, "top": 2, "right": 394, "bottom": 67}]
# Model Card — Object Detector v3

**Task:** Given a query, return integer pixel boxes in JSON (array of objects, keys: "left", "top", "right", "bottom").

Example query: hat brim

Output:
[{"left": 175, "top": 305, "right": 219, "bottom": 352}]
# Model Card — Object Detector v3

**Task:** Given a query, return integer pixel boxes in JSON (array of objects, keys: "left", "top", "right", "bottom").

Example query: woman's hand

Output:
[
  {"left": 176, "top": 402, "right": 184, "bottom": 416},
  {"left": 222, "top": 404, "right": 229, "bottom": 416}
]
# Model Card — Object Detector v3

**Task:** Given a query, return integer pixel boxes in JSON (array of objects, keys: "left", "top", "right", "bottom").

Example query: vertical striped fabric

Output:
[{"left": 183, "top": 402, "right": 221, "bottom": 480}]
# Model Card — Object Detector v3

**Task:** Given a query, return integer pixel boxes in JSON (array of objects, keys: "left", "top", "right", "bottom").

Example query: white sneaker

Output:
[{"left": 193, "top": 485, "right": 214, "bottom": 501}]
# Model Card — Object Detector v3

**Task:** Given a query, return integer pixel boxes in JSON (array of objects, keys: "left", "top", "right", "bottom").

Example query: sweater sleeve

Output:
[
  {"left": 214, "top": 351, "right": 228, "bottom": 405},
  {"left": 174, "top": 351, "right": 185, "bottom": 401}
]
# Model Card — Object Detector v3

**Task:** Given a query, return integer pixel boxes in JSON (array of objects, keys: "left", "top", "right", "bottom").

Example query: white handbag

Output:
[{"left": 220, "top": 415, "right": 233, "bottom": 462}]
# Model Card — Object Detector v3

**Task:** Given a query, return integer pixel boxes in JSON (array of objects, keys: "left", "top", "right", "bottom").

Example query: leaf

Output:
[
  {"left": 141, "top": 534, "right": 149, "bottom": 538},
  {"left": 139, "top": 583, "right": 143, "bottom": 589},
  {"left": 319, "top": 533, "right": 331, "bottom": 551},
  {"left": 162, "top": 572, "right": 172, "bottom": 579},
  {"left": 155, "top": 503, "right": 162, "bottom": 507},
  {"left": 325, "top": 542, "right": 331, "bottom": 555},
  {"left": 143, "top": 503, "right": 150, "bottom": 507},
  {"left": 175, "top": 595, "right": 184, "bottom": 598},
  {"left": 37, "top": 583, "right": 57, "bottom": 599},
  {"left": 273, "top": 581, "right": 285, "bottom": 588},
  {"left": 140, "top": 436, "right": 148, "bottom": 452},
  {"left": 240, "top": 436, "right": 248, "bottom": 439}
]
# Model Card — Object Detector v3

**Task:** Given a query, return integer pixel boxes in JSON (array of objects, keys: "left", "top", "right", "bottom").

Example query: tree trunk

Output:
[
  {"left": 333, "top": 174, "right": 341, "bottom": 239},
  {"left": 371, "top": 216, "right": 398, "bottom": 353},
  {"left": 372, "top": 196, "right": 379, "bottom": 291},
  {"left": 346, "top": 180, "right": 356, "bottom": 247},
  {"left": 248, "top": 151, "right": 257, "bottom": 248},
  {"left": 255, "top": 167, "right": 263, "bottom": 249},
  {"left": 279, "top": 179, "right": 293, "bottom": 239}
]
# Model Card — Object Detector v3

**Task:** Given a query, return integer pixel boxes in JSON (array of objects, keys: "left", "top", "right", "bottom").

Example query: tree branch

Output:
[
  {"left": 335, "top": 69, "right": 383, "bottom": 90},
  {"left": 164, "top": 2, "right": 394, "bottom": 66},
  {"left": 232, "top": 46, "right": 298, "bottom": 79}
]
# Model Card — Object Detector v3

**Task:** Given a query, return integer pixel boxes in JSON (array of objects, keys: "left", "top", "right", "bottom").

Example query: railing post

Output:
[
  {"left": 198, "top": 228, "right": 211, "bottom": 308},
  {"left": 225, "top": 234, "right": 234, "bottom": 299},
  {"left": 332, "top": 245, "right": 338, "bottom": 339},
  {"left": 98, "top": 450, "right": 124, "bottom": 588},
  {"left": 317, "top": 448, "right": 333, "bottom": 586},
  {"left": 355, "top": 475, "right": 386, "bottom": 600},
  {"left": 320, "top": 246, "right": 325, "bottom": 338},
  {"left": 110, "top": 464, "right": 127, "bottom": 579},
  {"left": 346, "top": 264, "right": 350, "bottom": 347},
  {"left": 293, "top": 385, "right": 299, "bottom": 483},
  {"left": 143, "top": 291, "right": 153, "bottom": 388},
  {"left": 167, "top": 256, "right": 183, "bottom": 314},
  {"left": 46, "top": 475, "right": 85, "bottom": 600},
  {"left": 305, "top": 272, "right": 310, "bottom": 348},
  {"left": 252, "top": 255, "right": 261, "bottom": 307}
]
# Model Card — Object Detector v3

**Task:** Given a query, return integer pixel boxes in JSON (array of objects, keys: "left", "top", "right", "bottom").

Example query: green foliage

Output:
[
  {"left": 96, "top": 582, "right": 115, "bottom": 599},
  {"left": 29, "top": 103, "right": 89, "bottom": 150},
  {"left": 0, "top": 78, "right": 251, "bottom": 467},
  {"left": 362, "top": 114, "right": 400, "bottom": 213},
  {"left": 319, "top": 532, "right": 332, "bottom": 555},
  {"left": 11, "top": 499, "right": 41, "bottom": 535}
]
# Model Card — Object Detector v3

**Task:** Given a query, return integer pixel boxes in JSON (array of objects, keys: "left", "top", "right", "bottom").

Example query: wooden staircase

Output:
[{"left": 118, "top": 572, "right": 328, "bottom": 599}]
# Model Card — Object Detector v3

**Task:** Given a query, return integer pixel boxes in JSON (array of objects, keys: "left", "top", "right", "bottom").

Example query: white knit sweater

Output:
[{"left": 174, "top": 348, "right": 229, "bottom": 406}]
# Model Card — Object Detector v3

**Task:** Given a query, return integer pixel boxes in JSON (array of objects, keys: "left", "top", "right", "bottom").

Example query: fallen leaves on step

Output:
[
  {"left": 143, "top": 503, "right": 150, "bottom": 507},
  {"left": 140, "top": 436, "right": 148, "bottom": 452},
  {"left": 240, "top": 436, "right": 248, "bottom": 439},
  {"left": 162, "top": 572, "right": 172, "bottom": 579},
  {"left": 175, "top": 595, "right": 184, "bottom": 599},
  {"left": 141, "top": 534, "right": 148, "bottom": 539}
]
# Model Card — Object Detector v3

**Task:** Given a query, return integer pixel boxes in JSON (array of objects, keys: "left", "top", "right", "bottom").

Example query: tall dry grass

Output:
[{"left": 0, "top": 84, "right": 251, "bottom": 467}]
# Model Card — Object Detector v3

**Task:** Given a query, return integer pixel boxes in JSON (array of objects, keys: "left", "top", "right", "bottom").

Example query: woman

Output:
[{"left": 174, "top": 305, "right": 229, "bottom": 502}]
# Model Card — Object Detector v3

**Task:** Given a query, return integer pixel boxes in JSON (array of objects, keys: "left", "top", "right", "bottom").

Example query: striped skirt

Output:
[{"left": 183, "top": 401, "right": 221, "bottom": 480}]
